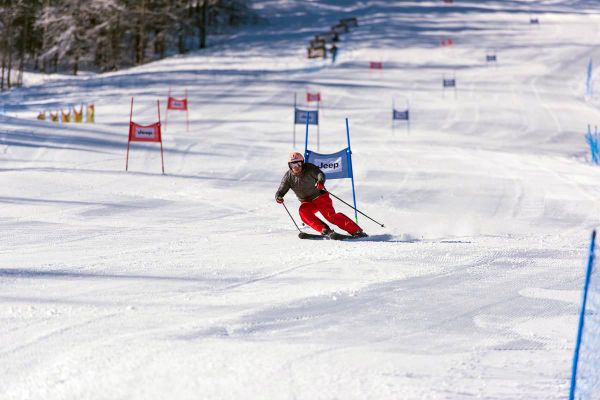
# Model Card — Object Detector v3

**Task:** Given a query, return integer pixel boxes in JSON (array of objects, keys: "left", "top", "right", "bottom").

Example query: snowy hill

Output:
[{"left": 3, "top": 1, "right": 600, "bottom": 399}]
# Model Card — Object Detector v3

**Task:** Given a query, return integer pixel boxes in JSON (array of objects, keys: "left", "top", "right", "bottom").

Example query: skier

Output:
[
  {"left": 330, "top": 43, "right": 338, "bottom": 64},
  {"left": 275, "top": 151, "right": 367, "bottom": 238}
]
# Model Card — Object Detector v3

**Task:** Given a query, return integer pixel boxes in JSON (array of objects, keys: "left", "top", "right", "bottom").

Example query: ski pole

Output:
[
  {"left": 281, "top": 202, "right": 302, "bottom": 232},
  {"left": 326, "top": 190, "right": 385, "bottom": 227}
]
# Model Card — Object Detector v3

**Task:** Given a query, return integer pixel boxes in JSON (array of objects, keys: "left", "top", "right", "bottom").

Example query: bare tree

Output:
[{"left": 0, "top": 0, "right": 255, "bottom": 81}]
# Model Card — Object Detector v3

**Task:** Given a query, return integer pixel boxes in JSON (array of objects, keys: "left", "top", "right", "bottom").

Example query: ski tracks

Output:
[{"left": 215, "top": 257, "right": 333, "bottom": 292}]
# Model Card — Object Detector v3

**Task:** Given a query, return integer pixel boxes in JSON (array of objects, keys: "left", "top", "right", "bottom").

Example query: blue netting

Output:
[
  {"left": 574, "top": 247, "right": 600, "bottom": 399},
  {"left": 585, "top": 128, "right": 599, "bottom": 165}
]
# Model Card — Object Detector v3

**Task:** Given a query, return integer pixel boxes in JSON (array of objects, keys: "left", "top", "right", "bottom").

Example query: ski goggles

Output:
[{"left": 288, "top": 161, "right": 303, "bottom": 168}]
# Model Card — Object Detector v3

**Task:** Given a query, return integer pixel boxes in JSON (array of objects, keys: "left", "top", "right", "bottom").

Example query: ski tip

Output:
[{"left": 298, "top": 232, "right": 328, "bottom": 240}]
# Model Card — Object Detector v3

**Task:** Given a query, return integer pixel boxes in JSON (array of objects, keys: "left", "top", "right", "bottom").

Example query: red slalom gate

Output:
[
  {"left": 125, "top": 97, "right": 165, "bottom": 174},
  {"left": 165, "top": 88, "right": 189, "bottom": 133},
  {"left": 440, "top": 38, "right": 453, "bottom": 47},
  {"left": 306, "top": 92, "right": 321, "bottom": 103},
  {"left": 369, "top": 61, "right": 383, "bottom": 69}
]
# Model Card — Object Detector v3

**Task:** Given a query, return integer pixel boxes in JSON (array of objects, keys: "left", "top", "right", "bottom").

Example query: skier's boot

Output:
[
  {"left": 351, "top": 230, "right": 368, "bottom": 238},
  {"left": 321, "top": 227, "right": 334, "bottom": 238}
]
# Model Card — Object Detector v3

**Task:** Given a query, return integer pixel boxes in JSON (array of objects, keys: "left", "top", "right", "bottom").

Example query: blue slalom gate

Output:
[
  {"left": 293, "top": 93, "right": 319, "bottom": 150},
  {"left": 443, "top": 74, "right": 457, "bottom": 98},
  {"left": 392, "top": 97, "right": 410, "bottom": 134},
  {"left": 585, "top": 125, "right": 600, "bottom": 165},
  {"left": 569, "top": 230, "right": 600, "bottom": 399},
  {"left": 303, "top": 116, "right": 359, "bottom": 222},
  {"left": 586, "top": 58, "right": 593, "bottom": 97}
]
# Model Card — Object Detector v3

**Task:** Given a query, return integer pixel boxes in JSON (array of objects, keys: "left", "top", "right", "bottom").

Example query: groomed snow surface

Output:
[{"left": 3, "top": 1, "right": 600, "bottom": 399}]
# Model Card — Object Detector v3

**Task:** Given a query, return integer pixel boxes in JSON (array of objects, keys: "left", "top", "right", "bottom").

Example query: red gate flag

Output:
[
  {"left": 167, "top": 97, "right": 188, "bottom": 111},
  {"left": 306, "top": 92, "right": 321, "bottom": 102},
  {"left": 441, "top": 38, "right": 453, "bottom": 46},
  {"left": 165, "top": 88, "right": 189, "bottom": 133},
  {"left": 129, "top": 122, "right": 162, "bottom": 142},
  {"left": 369, "top": 61, "right": 383, "bottom": 69},
  {"left": 126, "top": 97, "right": 165, "bottom": 174}
]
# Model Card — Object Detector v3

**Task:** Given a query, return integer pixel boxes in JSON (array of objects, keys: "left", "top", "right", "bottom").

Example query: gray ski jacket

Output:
[{"left": 276, "top": 163, "right": 326, "bottom": 202}]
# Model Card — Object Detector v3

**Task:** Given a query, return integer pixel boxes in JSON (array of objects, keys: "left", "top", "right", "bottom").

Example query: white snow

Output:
[{"left": 2, "top": 1, "right": 600, "bottom": 399}]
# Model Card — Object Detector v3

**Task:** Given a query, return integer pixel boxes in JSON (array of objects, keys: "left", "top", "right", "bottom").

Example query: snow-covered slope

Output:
[{"left": 3, "top": 1, "right": 600, "bottom": 399}]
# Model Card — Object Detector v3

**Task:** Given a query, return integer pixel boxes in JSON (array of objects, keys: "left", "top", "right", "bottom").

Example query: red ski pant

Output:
[{"left": 299, "top": 192, "right": 361, "bottom": 235}]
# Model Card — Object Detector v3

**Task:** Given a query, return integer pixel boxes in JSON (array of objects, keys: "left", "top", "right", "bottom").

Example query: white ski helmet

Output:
[{"left": 288, "top": 151, "right": 304, "bottom": 163}]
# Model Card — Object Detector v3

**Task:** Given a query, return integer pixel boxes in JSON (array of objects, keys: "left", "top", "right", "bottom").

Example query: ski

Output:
[
  {"left": 329, "top": 232, "right": 354, "bottom": 240},
  {"left": 298, "top": 232, "right": 328, "bottom": 240},
  {"left": 298, "top": 232, "right": 362, "bottom": 240}
]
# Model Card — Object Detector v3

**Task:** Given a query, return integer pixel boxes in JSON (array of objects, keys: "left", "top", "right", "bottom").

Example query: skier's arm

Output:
[
  {"left": 317, "top": 171, "right": 325, "bottom": 184},
  {"left": 275, "top": 173, "right": 291, "bottom": 201},
  {"left": 307, "top": 164, "right": 326, "bottom": 189},
  {"left": 305, "top": 164, "right": 326, "bottom": 184}
]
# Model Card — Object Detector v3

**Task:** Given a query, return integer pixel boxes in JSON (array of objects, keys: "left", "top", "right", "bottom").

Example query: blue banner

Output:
[
  {"left": 443, "top": 79, "right": 456, "bottom": 88},
  {"left": 305, "top": 148, "right": 352, "bottom": 180},
  {"left": 486, "top": 54, "right": 497, "bottom": 62},
  {"left": 294, "top": 109, "right": 319, "bottom": 125},
  {"left": 393, "top": 109, "right": 409, "bottom": 121}
]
